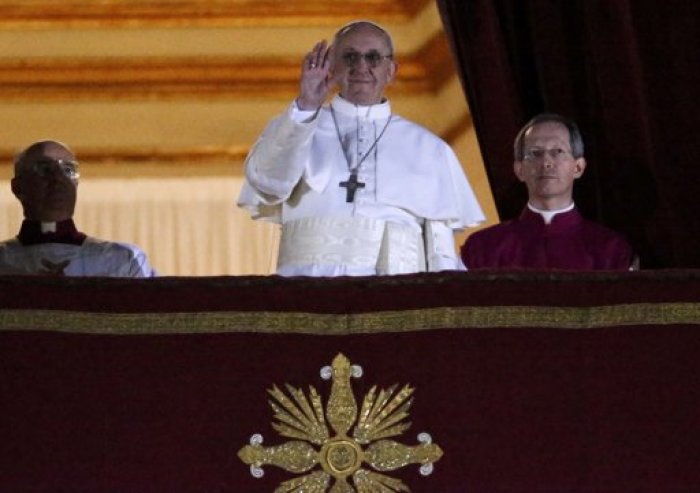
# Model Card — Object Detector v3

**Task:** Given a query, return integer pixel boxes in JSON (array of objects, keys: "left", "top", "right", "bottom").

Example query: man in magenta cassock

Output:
[{"left": 461, "top": 114, "right": 634, "bottom": 270}]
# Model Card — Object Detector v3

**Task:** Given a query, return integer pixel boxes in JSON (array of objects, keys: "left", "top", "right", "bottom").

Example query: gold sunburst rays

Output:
[
  {"left": 238, "top": 353, "right": 443, "bottom": 492},
  {"left": 269, "top": 384, "right": 329, "bottom": 445},
  {"left": 354, "top": 384, "right": 414, "bottom": 444}
]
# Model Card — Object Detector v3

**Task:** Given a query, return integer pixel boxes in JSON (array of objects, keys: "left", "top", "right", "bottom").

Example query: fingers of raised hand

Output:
[
  {"left": 304, "top": 54, "right": 320, "bottom": 71},
  {"left": 304, "top": 41, "right": 329, "bottom": 71},
  {"left": 305, "top": 56, "right": 318, "bottom": 70}
]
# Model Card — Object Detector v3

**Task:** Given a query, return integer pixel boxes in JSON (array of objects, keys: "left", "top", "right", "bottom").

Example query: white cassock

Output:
[
  {"left": 0, "top": 238, "right": 156, "bottom": 277},
  {"left": 238, "top": 95, "right": 485, "bottom": 277}
]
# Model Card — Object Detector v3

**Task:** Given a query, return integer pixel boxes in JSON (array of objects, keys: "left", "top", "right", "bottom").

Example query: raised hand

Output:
[{"left": 296, "top": 40, "right": 334, "bottom": 111}]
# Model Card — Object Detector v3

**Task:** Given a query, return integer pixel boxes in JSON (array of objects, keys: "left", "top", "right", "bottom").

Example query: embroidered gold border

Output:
[{"left": 1, "top": 303, "right": 698, "bottom": 335}]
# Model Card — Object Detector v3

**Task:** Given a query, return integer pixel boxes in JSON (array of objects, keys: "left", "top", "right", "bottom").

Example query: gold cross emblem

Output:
[{"left": 238, "top": 353, "right": 443, "bottom": 492}]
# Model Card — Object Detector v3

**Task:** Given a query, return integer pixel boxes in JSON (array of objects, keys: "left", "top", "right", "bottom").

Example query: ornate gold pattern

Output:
[
  {"left": 1, "top": 302, "right": 699, "bottom": 335},
  {"left": 0, "top": 41, "right": 447, "bottom": 102},
  {"left": 0, "top": 1, "right": 431, "bottom": 29},
  {"left": 0, "top": 146, "right": 247, "bottom": 169},
  {"left": 238, "top": 353, "right": 443, "bottom": 492},
  {"left": 0, "top": 146, "right": 246, "bottom": 181}
]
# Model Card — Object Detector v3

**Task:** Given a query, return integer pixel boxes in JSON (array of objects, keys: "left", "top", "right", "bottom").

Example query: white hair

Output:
[{"left": 333, "top": 20, "right": 394, "bottom": 55}]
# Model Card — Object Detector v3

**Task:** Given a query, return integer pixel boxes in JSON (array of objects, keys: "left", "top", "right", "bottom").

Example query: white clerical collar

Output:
[
  {"left": 528, "top": 202, "right": 575, "bottom": 224},
  {"left": 40, "top": 222, "right": 57, "bottom": 233},
  {"left": 331, "top": 94, "right": 392, "bottom": 120}
]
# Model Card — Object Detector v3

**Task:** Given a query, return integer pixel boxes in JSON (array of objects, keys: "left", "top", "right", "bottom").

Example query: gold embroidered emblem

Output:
[{"left": 238, "top": 353, "right": 443, "bottom": 492}]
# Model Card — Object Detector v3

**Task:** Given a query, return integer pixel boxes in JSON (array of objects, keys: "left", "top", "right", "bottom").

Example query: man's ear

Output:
[
  {"left": 386, "top": 60, "right": 398, "bottom": 84},
  {"left": 573, "top": 157, "right": 586, "bottom": 178},
  {"left": 513, "top": 160, "right": 526, "bottom": 182},
  {"left": 327, "top": 54, "right": 341, "bottom": 87},
  {"left": 10, "top": 177, "right": 22, "bottom": 200},
  {"left": 326, "top": 43, "right": 336, "bottom": 74}
]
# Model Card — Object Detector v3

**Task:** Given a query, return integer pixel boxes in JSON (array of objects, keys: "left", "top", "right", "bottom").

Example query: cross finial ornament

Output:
[{"left": 339, "top": 172, "right": 365, "bottom": 203}]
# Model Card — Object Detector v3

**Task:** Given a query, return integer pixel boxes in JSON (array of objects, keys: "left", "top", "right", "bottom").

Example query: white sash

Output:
[{"left": 278, "top": 217, "right": 425, "bottom": 275}]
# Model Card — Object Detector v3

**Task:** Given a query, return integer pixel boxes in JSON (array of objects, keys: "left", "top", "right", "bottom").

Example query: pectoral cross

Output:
[{"left": 339, "top": 172, "right": 365, "bottom": 203}]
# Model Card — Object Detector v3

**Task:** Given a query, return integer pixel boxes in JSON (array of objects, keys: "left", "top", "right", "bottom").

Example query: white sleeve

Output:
[
  {"left": 122, "top": 243, "right": 157, "bottom": 277},
  {"left": 243, "top": 101, "right": 319, "bottom": 204},
  {"left": 424, "top": 220, "right": 462, "bottom": 271}
]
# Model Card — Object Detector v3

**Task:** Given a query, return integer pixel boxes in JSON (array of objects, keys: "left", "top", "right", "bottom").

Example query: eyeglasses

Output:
[
  {"left": 31, "top": 159, "right": 80, "bottom": 180},
  {"left": 523, "top": 148, "right": 572, "bottom": 162},
  {"left": 340, "top": 50, "right": 393, "bottom": 68}
]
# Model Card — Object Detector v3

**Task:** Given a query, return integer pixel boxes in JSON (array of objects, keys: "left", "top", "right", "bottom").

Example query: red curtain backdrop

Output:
[
  {"left": 1, "top": 273, "right": 700, "bottom": 492},
  {"left": 437, "top": 0, "right": 700, "bottom": 268}
]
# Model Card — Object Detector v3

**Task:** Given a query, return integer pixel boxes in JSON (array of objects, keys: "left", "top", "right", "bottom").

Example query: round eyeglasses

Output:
[
  {"left": 340, "top": 50, "right": 393, "bottom": 68},
  {"left": 523, "top": 148, "right": 572, "bottom": 162},
  {"left": 31, "top": 159, "right": 80, "bottom": 180}
]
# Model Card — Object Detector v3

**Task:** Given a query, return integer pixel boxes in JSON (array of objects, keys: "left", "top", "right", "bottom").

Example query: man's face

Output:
[
  {"left": 331, "top": 25, "right": 396, "bottom": 105},
  {"left": 11, "top": 142, "right": 78, "bottom": 222},
  {"left": 514, "top": 121, "right": 586, "bottom": 209}
]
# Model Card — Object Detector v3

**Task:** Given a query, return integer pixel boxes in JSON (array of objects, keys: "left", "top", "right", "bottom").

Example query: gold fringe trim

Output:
[{"left": 1, "top": 303, "right": 699, "bottom": 335}]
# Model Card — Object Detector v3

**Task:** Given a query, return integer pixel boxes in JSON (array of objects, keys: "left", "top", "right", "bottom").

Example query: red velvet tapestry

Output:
[{"left": 1, "top": 271, "right": 699, "bottom": 492}]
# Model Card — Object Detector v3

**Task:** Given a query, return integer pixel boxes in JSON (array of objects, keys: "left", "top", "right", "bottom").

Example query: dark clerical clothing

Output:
[{"left": 461, "top": 207, "right": 634, "bottom": 270}]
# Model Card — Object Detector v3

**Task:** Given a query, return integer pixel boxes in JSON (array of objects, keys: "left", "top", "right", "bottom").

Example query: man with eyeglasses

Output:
[
  {"left": 0, "top": 140, "right": 156, "bottom": 277},
  {"left": 461, "top": 114, "right": 634, "bottom": 270},
  {"left": 238, "top": 20, "right": 484, "bottom": 276}
]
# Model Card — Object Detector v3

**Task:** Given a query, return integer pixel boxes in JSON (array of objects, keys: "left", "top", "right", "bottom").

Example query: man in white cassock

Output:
[
  {"left": 0, "top": 140, "right": 156, "bottom": 277},
  {"left": 238, "top": 20, "right": 485, "bottom": 277}
]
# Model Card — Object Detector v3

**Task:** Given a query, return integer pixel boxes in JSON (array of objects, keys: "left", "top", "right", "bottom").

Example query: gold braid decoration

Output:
[{"left": 1, "top": 302, "right": 699, "bottom": 335}]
